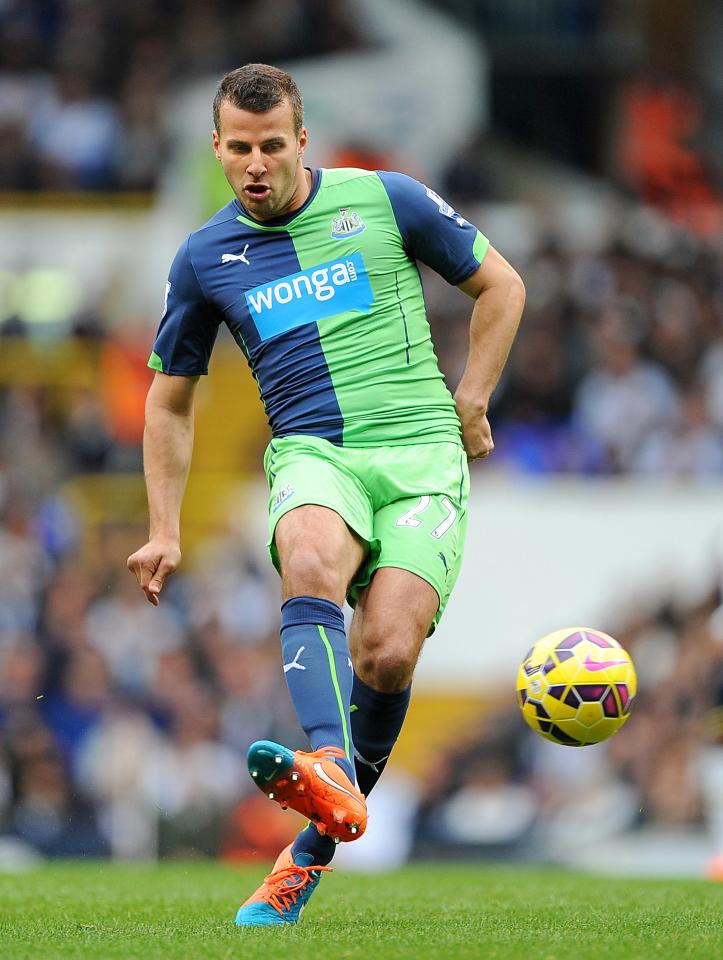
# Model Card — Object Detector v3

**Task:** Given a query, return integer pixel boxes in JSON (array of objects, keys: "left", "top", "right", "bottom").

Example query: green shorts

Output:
[{"left": 264, "top": 435, "right": 469, "bottom": 632}]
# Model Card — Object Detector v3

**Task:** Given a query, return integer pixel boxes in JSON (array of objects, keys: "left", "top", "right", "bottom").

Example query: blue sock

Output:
[
  {"left": 280, "top": 596, "right": 355, "bottom": 783},
  {"left": 351, "top": 674, "right": 411, "bottom": 796},
  {"left": 291, "top": 822, "right": 337, "bottom": 867}
]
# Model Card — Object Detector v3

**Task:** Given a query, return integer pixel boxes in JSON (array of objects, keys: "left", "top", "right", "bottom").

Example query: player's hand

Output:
[
  {"left": 127, "top": 538, "right": 181, "bottom": 606},
  {"left": 455, "top": 395, "right": 494, "bottom": 461}
]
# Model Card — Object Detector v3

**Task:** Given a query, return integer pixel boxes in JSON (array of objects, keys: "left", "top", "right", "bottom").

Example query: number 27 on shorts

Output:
[{"left": 395, "top": 495, "right": 458, "bottom": 539}]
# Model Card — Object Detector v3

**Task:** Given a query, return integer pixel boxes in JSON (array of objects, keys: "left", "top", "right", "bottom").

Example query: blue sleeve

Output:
[
  {"left": 148, "top": 236, "right": 221, "bottom": 376},
  {"left": 377, "top": 171, "right": 489, "bottom": 286}
]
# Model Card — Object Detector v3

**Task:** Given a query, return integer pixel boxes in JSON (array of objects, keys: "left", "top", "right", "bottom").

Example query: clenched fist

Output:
[{"left": 455, "top": 395, "right": 494, "bottom": 461}]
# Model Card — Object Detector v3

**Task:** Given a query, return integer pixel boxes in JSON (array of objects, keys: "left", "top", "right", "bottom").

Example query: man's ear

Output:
[{"left": 298, "top": 127, "right": 308, "bottom": 158}]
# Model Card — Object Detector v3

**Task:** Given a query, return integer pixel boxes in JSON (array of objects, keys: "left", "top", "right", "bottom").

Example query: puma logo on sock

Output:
[
  {"left": 354, "top": 749, "right": 389, "bottom": 774},
  {"left": 283, "top": 646, "right": 306, "bottom": 672}
]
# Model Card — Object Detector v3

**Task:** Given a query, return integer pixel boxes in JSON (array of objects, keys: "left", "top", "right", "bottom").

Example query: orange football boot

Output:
[
  {"left": 235, "top": 843, "right": 331, "bottom": 926},
  {"left": 246, "top": 740, "right": 367, "bottom": 843}
]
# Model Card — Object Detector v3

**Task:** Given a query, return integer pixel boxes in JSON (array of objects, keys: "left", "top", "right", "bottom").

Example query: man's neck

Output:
[{"left": 287, "top": 166, "right": 312, "bottom": 215}]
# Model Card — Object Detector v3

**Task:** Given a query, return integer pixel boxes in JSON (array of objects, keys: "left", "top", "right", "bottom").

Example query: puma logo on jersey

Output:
[{"left": 221, "top": 244, "right": 250, "bottom": 265}]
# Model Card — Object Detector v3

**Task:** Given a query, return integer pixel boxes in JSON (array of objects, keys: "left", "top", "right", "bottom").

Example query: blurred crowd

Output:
[
  {"left": 0, "top": 0, "right": 363, "bottom": 191},
  {"left": 430, "top": 215, "right": 723, "bottom": 477},
  {"left": 0, "top": 359, "right": 306, "bottom": 858},
  {"left": 0, "top": 466, "right": 305, "bottom": 860}
]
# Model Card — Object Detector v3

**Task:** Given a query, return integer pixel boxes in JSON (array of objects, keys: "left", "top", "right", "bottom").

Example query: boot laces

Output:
[{"left": 263, "top": 863, "right": 332, "bottom": 916}]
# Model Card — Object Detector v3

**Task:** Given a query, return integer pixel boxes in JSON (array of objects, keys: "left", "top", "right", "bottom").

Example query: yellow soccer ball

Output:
[{"left": 516, "top": 627, "right": 637, "bottom": 746}]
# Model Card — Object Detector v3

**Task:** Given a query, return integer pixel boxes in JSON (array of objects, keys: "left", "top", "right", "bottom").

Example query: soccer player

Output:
[{"left": 127, "top": 63, "right": 525, "bottom": 925}]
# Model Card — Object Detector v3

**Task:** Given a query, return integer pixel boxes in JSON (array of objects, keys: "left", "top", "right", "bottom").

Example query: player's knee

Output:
[
  {"left": 356, "top": 643, "right": 417, "bottom": 693},
  {"left": 281, "top": 546, "right": 345, "bottom": 602}
]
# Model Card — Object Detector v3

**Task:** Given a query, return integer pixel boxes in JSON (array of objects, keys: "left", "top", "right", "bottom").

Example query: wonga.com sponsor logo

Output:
[{"left": 245, "top": 252, "right": 374, "bottom": 341}]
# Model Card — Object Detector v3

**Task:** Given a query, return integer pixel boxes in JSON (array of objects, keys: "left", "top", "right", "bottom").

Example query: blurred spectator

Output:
[
  {"left": 572, "top": 301, "right": 680, "bottom": 472},
  {"left": 188, "top": 535, "right": 277, "bottom": 643},
  {"left": 147, "top": 682, "right": 245, "bottom": 856},
  {"left": 0, "top": 0, "right": 367, "bottom": 193},
  {"left": 632, "top": 386, "right": 723, "bottom": 478},
  {"left": 414, "top": 712, "right": 536, "bottom": 860},
  {"left": 62, "top": 388, "right": 113, "bottom": 473},
  {"left": 0, "top": 495, "right": 50, "bottom": 632},
  {"left": 0, "top": 640, "right": 44, "bottom": 716},
  {"left": 13, "top": 751, "right": 107, "bottom": 856},
  {"left": 2, "top": 714, "right": 107, "bottom": 856},
  {"left": 30, "top": 70, "right": 121, "bottom": 190},
  {"left": 41, "top": 648, "right": 110, "bottom": 765},
  {"left": 616, "top": 74, "right": 723, "bottom": 236},
  {"left": 700, "top": 652, "right": 723, "bottom": 878},
  {"left": 85, "top": 573, "right": 184, "bottom": 696},
  {"left": 76, "top": 709, "right": 165, "bottom": 859},
  {"left": 335, "top": 770, "right": 420, "bottom": 871},
  {"left": 703, "top": 341, "right": 723, "bottom": 431},
  {"left": 117, "top": 67, "right": 170, "bottom": 192}
]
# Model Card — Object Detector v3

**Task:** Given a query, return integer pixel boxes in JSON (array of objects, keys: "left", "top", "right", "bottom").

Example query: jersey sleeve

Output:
[
  {"left": 377, "top": 171, "right": 489, "bottom": 286},
  {"left": 148, "top": 236, "right": 221, "bottom": 376}
]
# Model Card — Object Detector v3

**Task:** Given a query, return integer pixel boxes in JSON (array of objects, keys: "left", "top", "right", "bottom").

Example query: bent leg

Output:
[
  {"left": 348, "top": 567, "right": 438, "bottom": 794},
  {"left": 275, "top": 504, "right": 365, "bottom": 775}
]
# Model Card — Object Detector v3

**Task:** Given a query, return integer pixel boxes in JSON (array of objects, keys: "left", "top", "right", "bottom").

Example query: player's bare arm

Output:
[
  {"left": 455, "top": 245, "right": 526, "bottom": 460},
  {"left": 127, "top": 371, "right": 199, "bottom": 605}
]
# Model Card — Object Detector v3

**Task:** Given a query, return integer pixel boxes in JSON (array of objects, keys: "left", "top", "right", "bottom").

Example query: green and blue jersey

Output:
[{"left": 150, "top": 167, "right": 488, "bottom": 446}]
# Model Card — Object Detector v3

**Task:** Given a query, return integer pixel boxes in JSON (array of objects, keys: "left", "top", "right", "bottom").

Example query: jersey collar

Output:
[{"left": 232, "top": 168, "right": 322, "bottom": 227}]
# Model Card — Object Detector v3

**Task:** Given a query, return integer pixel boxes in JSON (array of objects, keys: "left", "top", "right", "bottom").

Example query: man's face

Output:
[{"left": 212, "top": 99, "right": 307, "bottom": 220}]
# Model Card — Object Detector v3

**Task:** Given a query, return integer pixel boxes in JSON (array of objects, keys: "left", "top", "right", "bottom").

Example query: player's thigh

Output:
[
  {"left": 264, "top": 436, "right": 376, "bottom": 592},
  {"left": 370, "top": 489, "right": 468, "bottom": 635},
  {"left": 275, "top": 505, "right": 367, "bottom": 601}
]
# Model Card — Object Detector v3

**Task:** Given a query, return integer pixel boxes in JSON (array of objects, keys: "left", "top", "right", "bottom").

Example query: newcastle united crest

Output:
[{"left": 331, "top": 207, "right": 367, "bottom": 239}]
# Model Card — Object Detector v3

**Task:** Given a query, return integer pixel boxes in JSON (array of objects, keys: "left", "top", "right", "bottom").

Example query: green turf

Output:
[{"left": 0, "top": 861, "right": 720, "bottom": 960}]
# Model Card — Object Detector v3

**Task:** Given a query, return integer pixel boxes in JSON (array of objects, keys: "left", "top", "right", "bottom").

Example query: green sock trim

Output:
[{"left": 317, "top": 624, "right": 351, "bottom": 763}]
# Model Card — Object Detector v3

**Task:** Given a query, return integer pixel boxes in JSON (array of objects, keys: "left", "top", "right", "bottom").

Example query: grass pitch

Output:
[{"left": 0, "top": 860, "right": 720, "bottom": 960}]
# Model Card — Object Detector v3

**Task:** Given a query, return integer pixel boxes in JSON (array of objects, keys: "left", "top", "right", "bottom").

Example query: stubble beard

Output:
[{"left": 241, "top": 169, "right": 299, "bottom": 221}]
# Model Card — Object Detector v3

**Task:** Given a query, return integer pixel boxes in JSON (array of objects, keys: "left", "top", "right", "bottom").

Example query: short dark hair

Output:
[{"left": 213, "top": 63, "right": 303, "bottom": 135}]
